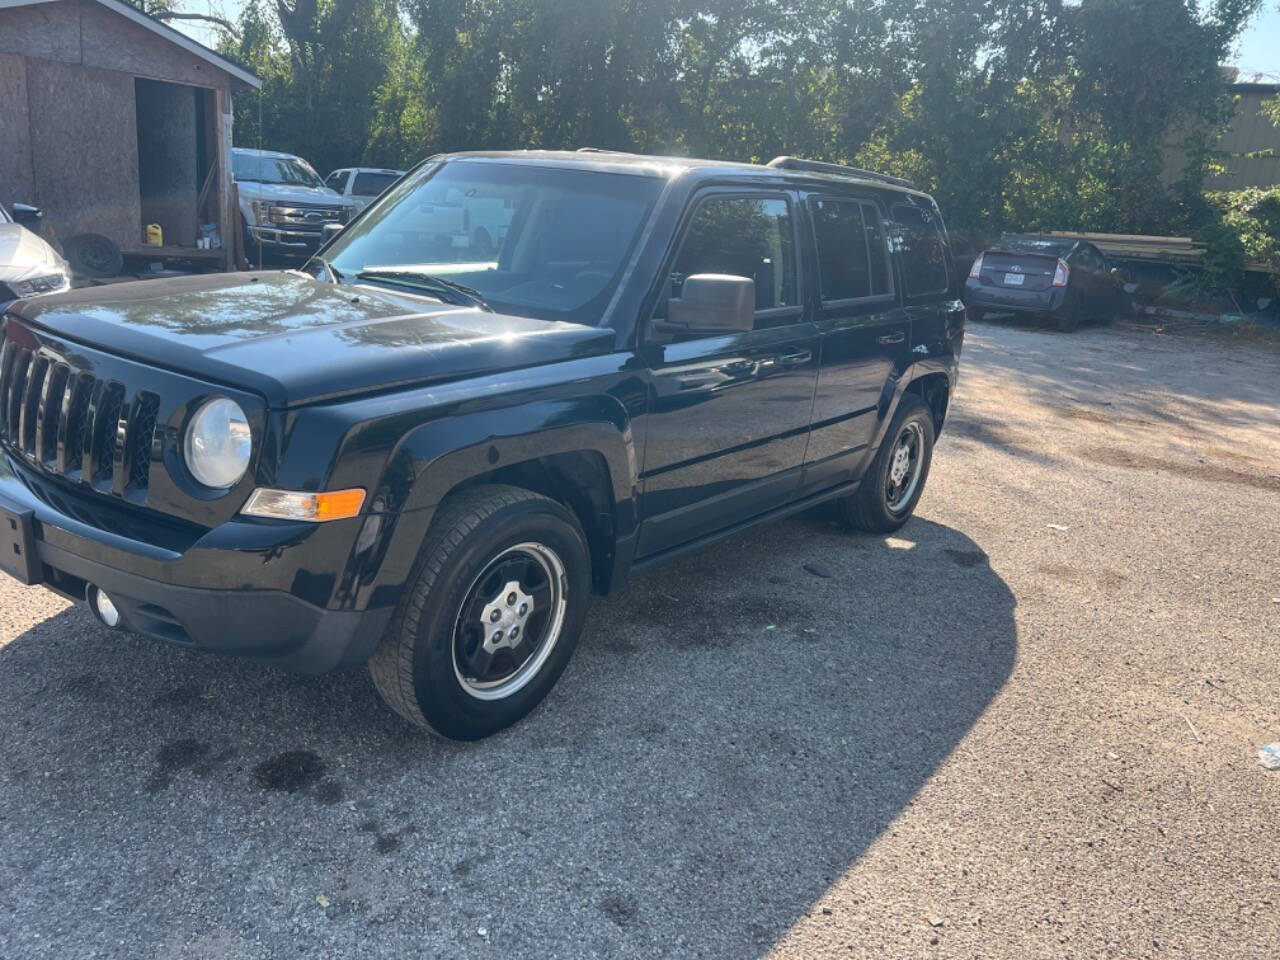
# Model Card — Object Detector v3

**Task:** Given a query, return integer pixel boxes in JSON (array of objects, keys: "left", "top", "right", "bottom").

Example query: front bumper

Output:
[
  {"left": 247, "top": 224, "right": 325, "bottom": 253},
  {"left": 0, "top": 455, "right": 391, "bottom": 673},
  {"left": 964, "top": 282, "right": 1066, "bottom": 316}
]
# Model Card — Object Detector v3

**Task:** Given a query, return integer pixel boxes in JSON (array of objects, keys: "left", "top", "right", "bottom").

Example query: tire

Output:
[
  {"left": 967, "top": 307, "right": 985, "bottom": 324},
  {"left": 838, "top": 394, "right": 936, "bottom": 534},
  {"left": 1054, "top": 292, "right": 1084, "bottom": 332},
  {"left": 369, "top": 484, "right": 591, "bottom": 740},
  {"left": 63, "top": 233, "right": 123, "bottom": 278}
]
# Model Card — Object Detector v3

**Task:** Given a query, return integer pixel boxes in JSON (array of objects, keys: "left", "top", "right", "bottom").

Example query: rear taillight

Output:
[
  {"left": 969, "top": 254, "right": 984, "bottom": 279},
  {"left": 1053, "top": 259, "right": 1069, "bottom": 287}
]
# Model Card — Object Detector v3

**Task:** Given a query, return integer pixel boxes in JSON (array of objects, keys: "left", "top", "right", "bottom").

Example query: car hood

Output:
[
  {"left": 235, "top": 180, "right": 355, "bottom": 208},
  {"left": 7, "top": 271, "right": 618, "bottom": 406},
  {"left": 0, "top": 224, "right": 67, "bottom": 283}
]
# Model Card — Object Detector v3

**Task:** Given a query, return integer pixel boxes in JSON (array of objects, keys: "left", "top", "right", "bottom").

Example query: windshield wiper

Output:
[{"left": 354, "top": 269, "right": 493, "bottom": 312}]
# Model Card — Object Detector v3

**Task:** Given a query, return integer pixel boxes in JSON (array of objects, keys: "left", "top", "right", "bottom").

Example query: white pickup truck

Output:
[{"left": 233, "top": 148, "right": 358, "bottom": 259}]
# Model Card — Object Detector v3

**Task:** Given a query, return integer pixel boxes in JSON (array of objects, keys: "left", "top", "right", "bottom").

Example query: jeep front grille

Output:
[{"left": 0, "top": 340, "right": 159, "bottom": 498}]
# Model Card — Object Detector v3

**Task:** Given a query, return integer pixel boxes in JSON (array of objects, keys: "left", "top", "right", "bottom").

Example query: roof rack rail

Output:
[
  {"left": 576, "top": 147, "right": 623, "bottom": 154},
  {"left": 766, "top": 156, "right": 915, "bottom": 189}
]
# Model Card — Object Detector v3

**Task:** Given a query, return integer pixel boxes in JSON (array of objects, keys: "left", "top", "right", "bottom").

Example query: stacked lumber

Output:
[{"left": 1046, "top": 231, "right": 1205, "bottom": 264}]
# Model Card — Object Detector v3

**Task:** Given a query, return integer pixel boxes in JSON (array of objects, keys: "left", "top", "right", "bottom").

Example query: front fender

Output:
[{"left": 338, "top": 395, "right": 639, "bottom": 612}]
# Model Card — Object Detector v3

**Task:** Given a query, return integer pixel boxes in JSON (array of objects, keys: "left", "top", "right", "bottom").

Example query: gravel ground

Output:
[{"left": 1, "top": 319, "right": 1278, "bottom": 959}]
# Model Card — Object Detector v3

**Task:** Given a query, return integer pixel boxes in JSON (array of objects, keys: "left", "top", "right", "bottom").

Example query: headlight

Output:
[
  {"left": 184, "top": 398, "right": 252, "bottom": 489},
  {"left": 250, "top": 199, "right": 272, "bottom": 224},
  {"left": 10, "top": 273, "right": 69, "bottom": 298}
]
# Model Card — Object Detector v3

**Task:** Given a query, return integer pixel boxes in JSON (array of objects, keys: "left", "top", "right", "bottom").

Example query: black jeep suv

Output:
[{"left": 0, "top": 151, "right": 963, "bottom": 739}]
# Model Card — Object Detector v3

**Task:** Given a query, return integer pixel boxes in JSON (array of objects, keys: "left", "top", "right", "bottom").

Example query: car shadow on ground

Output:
[{"left": 0, "top": 512, "right": 1015, "bottom": 958}]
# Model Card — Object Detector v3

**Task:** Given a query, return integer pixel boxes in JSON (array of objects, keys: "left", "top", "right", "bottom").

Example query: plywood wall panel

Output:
[
  {"left": 26, "top": 57, "right": 140, "bottom": 247},
  {"left": 0, "top": 2, "right": 82, "bottom": 64},
  {"left": 0, "top": 53, "right": 37, "bottom": 204},
  {"left": 80, "top": 0, "right": 229, "bottom": 90}
]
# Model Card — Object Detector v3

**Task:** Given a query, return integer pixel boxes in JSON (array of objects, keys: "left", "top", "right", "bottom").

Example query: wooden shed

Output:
[{"left": 0, "top": 0, "right": 260, "bottom": 274}]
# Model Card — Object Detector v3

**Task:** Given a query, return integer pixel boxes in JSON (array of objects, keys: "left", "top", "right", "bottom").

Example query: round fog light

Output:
[{"left": 91, "top": 587, "right": 121, "bottom": 628}]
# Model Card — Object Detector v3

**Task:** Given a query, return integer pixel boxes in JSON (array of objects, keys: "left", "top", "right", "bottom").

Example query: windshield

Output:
[
  {"left": 233, "top": 152, "right": 325, "bottom": 189},
  {"left": 323, "top": 160, "right": 664, "bottom": 325}
]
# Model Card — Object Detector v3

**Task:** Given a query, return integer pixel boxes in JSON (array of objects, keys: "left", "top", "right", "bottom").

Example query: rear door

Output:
[
  {"left": 635, "top": 189, "right": 820, "bottom": 557},
  {"left": 800, "top": 192, "right": 909, "bottom": 494}
]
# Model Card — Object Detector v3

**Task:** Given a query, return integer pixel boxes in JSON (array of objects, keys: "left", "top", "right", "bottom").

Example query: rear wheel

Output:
[
  {"left": 838, "top": 394, "right": 935, "bottom": 533},
  {"left": 369, "top": 485, "right": 591, "bottom": 740}
]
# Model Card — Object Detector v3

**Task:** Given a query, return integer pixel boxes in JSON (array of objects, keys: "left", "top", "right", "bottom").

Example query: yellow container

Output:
[{"left": 145, "top": 223, "right": 163, "bottom": 246}]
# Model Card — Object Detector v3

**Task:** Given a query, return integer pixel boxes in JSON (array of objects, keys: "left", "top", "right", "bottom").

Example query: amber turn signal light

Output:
[{"left": 241, "top": 488, "right": 366, "bottom": 522}]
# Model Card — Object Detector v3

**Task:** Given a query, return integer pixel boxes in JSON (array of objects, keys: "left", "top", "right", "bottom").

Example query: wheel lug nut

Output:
[
  {"left": 510, "top": 626, "right": 519, "bottom": 638},
  {"left": 507, "top": 592, "right": 517, "bottom": 605},
  {"left": 518, "top": 603, "right": 528, "bottom": 616},
  {"left": 489, "top": 610, "right": 501, "bottom": 623},
  {"left": 491, "top": 630, "right": 503, "bottom": 642}
]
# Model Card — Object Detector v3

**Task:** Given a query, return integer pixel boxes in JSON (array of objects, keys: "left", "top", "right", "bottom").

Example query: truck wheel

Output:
[
  {"left": 838, "top": 394, "right": 935, "bottom": 534},
  {"left": 369, "top": 484, "right": 591, "bottom": 740}
]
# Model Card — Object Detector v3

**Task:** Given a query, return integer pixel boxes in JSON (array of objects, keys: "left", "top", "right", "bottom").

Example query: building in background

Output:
[
  {"left": 0, "top": 0, "right": 260, "bottom": 275},
  {"left": 1208, "top": 82, "right": 1280, "bottom": 191}
]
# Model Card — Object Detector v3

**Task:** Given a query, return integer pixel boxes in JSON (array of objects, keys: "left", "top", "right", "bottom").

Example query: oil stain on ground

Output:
[
  {"left": 357, "top": 818, "right": 418, "bottom": 855},
  {"left": 144, "top": 739, "right": 211, "bottom": 794},
  {"left": 1081, "top": 446, "right": 1280, "bottom": 493},
  {"left": 252, "top": 750, "right": 327, "bottom": 793}
]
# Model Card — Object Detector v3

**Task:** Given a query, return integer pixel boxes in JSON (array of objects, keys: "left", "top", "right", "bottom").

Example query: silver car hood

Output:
[{"left": 0, "top": 224, "right": 67, "bottom": 283}]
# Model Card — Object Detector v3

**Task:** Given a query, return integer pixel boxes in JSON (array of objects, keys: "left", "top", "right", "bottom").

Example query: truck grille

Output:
[
  {"left": 268, "top": 203, "right": 346, "bottom": 229},
  {"left": 0, "top": 340, "right": 159, "bottom": 498}
]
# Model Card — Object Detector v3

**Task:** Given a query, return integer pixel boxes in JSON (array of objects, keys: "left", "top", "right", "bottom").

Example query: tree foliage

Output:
[{"left": 212, "top": 0, "right": 1264, "bottom": 246}]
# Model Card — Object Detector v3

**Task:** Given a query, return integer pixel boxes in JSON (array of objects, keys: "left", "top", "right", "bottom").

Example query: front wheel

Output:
[
  {"left": 369, "top": 485, "right": 591, "bottom": 740},
  {"left": 838, "top": 394, "right": 936, "bottom": 533}
]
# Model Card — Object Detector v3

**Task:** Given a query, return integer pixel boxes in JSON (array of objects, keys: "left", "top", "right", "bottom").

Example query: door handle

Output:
[
  {"left": 877, "top": 332, "right": 906, "bottom": 345},
  {"left": 778, "top": 350, "right": 812, "bottom": 366}
]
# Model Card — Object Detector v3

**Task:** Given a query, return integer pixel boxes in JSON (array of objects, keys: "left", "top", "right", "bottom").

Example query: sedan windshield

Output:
[
  {"left": 233, "top": 153, "right": 325, "bottom": 189},
  {"left": 322, "top": 160, "right": 664, "bottom": 325}
]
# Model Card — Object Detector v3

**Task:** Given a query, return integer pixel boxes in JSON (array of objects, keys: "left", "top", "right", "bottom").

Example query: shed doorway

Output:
[{"left": 134, "top": 78, "right": 216, "bottom": 249}]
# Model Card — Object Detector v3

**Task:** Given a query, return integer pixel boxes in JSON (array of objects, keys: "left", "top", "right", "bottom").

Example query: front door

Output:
[{"left": 635, "top": 190, "right": 819, "bottom": 558}]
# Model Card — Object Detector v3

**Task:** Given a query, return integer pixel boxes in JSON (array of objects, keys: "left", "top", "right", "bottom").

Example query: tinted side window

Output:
[
  {"left": 353, "top": 172, "right": 400, "bottom": 196},
  {"left": 891, "top": 203, "right": 949, "bottom": 297},
  {"left": 671, "top": 196, "right": 797, "bottom": 313},
  {"left": 810, "top": 198, "right": 892, "bottom": 301}
]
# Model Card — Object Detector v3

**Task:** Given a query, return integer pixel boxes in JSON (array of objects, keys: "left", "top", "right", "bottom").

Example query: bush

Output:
[{"left": 1199, "top": 187, "right": 1280, "bottom": 301}]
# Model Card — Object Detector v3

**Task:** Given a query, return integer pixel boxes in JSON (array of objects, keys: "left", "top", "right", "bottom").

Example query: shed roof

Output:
[{"left": 0, "top": 0, "right": 261, "bottom": 88}]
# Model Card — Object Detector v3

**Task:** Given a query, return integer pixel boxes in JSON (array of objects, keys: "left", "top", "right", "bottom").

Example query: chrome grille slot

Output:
[
  {"left": 20, "top": 354, "right": 49, "bottom": 454},
  {"left": 38, "top": 363, "right": 70, "bottom": 464},
  {"left": 128, "top": 393, "right": 160, "bottom": 491},
  {"left": 91, "top": 382, "right": 125, "bottom": 485}
]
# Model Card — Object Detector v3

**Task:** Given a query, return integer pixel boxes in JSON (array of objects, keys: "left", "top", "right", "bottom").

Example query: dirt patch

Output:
[
  {"left": 1037, "top": 563, "right": 1083, "bottom": 583},
  {"left": 1059, "top": 407, "right": 1152, "bottom": 427},
  {"left": 1080, "top": 446, "right": 1280, "bottom": 493}
]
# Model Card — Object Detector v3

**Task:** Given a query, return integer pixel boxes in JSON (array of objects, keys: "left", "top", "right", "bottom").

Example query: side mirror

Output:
[
  {"left": 11, "top": 203, "right": 42, "bottom": 228},
  {"left": 322, "top": 222, "right": 344, "bottom": 242},
  {"left": 664, "top": 274, "right": 755, "bottom": 335}
]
